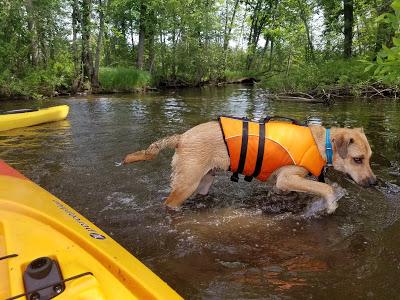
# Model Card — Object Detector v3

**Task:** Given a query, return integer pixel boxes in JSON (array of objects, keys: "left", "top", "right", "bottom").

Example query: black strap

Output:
[
  {"left": 237, "top": 121, "right": 248, "bottom": 174},
  {"left": 0, "top": 108, "right": 38, "bottom": 115},
  {"left": 264, "top": 116, "right": 304, "bottom": 126},
  {"left": 230, "top": 172, "right": 239, "bottom": 182},
  {"left": 0, "top": 254, "right": 18, "bottom": 261},
  {"left": 230, "top": 120, "right": 249, "bottom": 182},
  {"left": 252, "top": 123, "right": 265, "bottom": 178},
  {"left": 318, "top": 167, "right": 326, "bottom": 182}
]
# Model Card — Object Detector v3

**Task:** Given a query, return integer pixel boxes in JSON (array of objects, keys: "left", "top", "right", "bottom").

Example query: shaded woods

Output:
[{"left": 0, "top": 0, "right": 399, "bottom": 99}]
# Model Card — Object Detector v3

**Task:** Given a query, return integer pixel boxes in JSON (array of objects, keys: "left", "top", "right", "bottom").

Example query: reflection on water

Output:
[{"left": 1, "top": 85, "right": 400, "bottom": 299}]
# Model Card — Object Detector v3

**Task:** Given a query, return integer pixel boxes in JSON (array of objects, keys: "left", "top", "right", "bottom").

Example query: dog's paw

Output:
[
  {"left": 325, "top": 198, "right": 339, "bottom": 214},
  {"left": 325, "top": 185, "right": 346, "bottom": 214},
  {"left": 302, "top": 198, "right": 327, "bottom": 217},
  {"left": 302, "top": 185, "right": 346, "bottom": 217}
]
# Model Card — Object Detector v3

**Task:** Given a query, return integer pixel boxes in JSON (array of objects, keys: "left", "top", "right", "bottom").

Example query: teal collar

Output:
[{"left": 326, "top": 128, "right": 333, "bottom": 166}]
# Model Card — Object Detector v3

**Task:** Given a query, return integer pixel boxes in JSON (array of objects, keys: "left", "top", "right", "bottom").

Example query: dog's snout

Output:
[
  {"left": 368, "top": 175, "right": 377, "bottom": 186},
  {"left": 360, "top": 176, "right": 377, "bottom": 187}
]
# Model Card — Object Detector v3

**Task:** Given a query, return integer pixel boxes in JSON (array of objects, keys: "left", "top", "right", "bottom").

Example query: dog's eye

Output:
[{"left": 353, "top": 157, "right": 363, "bottom": 164}]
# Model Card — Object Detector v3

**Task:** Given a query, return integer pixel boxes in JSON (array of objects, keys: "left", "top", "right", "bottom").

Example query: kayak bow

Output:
[
  {"left": 0, "top": 105, "right": 69, "bottom": 132},
  {"left": 0, "top": 160, "right": 182, "bottom": 300}
]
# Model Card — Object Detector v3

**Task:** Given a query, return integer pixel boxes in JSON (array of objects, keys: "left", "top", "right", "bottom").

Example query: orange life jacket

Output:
[{"left": 218, "top": 116, "right": 326, "bottom": 181}]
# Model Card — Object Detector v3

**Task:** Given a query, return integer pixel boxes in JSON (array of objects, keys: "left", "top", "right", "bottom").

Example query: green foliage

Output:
[
  {"left": 372, "top": 0, "right": 400, "bottom": 85},
  {"left": 99, "top": 67, "right": 151, "bottom": 92},
  {"left": 261, "top": 59, "right": 373, "bottom": 93},
  {"left": 0, "top": 0, "right": 399, "bottom": 99}
]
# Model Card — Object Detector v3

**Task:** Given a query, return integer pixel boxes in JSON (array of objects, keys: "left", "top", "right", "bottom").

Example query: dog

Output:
[{"left": 123, "top": 117, "right": 376, "bottom": 214}]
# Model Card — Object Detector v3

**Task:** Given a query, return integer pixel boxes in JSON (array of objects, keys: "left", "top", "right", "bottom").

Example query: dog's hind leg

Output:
[
  {"left": 164, "top": 183, "right": 200, "bottom": 208},
  {"left": 196, "top": 170, "right": 215, "bottom": 196},
  {"left": 164, "top": 174, "right": 203, "bottom": 208},
  {"left": 164, "top": 154, "right": 211, "bottom": 208}
]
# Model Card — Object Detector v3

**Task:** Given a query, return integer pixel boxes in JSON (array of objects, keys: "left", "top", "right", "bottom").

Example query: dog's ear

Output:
[
  {"left": 333, "top": 134, "right": 353, "bottom": 159},
  {"left": 355, "top": 127, "right": 364, "bottom": 133}
]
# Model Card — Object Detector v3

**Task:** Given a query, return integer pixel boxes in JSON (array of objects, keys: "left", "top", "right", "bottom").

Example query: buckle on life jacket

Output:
[
  {"left": 244, "top": 176, "right": 253, "bottom": 182},
  {"left": 230, "top": 172, "right": 239, "bottom": 182},
  {"left": 230, "top": 174, "right": 253, "bottom": 182}
]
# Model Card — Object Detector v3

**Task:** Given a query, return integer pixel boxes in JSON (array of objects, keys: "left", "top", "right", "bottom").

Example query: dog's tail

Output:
[{"left": 123, "top": 134, "right": 181, "bottom": 164}]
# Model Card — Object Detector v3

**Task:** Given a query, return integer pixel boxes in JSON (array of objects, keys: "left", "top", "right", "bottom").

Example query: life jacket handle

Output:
[{"left": 263, "top": 116, "right": 304, "bottom": 126}]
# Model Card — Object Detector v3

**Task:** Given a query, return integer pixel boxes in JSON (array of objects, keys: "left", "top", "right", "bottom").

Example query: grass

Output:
[{"left": 99, "top": 67, "right": 151, "bottom": 92}]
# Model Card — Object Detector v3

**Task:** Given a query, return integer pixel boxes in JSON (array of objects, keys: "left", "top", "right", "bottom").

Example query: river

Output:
[{"left": 1, "top": 85, "right": 400, "bottom": 299}]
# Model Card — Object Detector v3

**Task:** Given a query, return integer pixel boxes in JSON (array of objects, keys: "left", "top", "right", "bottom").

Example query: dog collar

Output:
[{"left": 325, "top": 128, "right": 333, "bottom": 166}]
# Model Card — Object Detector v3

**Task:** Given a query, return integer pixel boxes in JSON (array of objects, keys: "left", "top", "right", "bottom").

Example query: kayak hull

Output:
[
  {"left": 0, "top": 105, "right": 69, "bottom": 132},
  {"left": 0, "top": 161, "right": 182, "bottom": 300}
]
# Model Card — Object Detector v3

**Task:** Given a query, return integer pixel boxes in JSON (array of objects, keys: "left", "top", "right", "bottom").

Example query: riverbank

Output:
[
  {"left": 1, "top": 60, "right": 398, "bottom": 101},
  {"left": 260, "top": 59, "right": 399, "bottom": 101},
  {"left": 0, "top": 67, "right": 258, "bottom": 100}
]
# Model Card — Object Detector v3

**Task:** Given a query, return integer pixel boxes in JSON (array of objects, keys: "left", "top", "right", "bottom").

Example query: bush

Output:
[
  {"left": 370, "top": 0, "right": 400, "bottom": 85},
  {"left": 99, "top": 67, "right": 151, "bottom": 92},
  {"left": 260, "top": 59, "right": 373, "bottom": 93},
  {"left": 0, "top": 51, "right": 74, "bottom": 100}
]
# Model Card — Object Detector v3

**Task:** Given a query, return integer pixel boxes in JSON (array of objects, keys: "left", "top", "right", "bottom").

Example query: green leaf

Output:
[
  {"left": 393, "top": 37, "right": 400, "bottom": 47},
  {"left": 391, "top": 0, "right": 400, "bottom": 12},
  {"left": 364, "top": 64, "right": 375, "bottom": 73},
  {"left": 376, "top": 13, "right": 390, "bottom": 23}
]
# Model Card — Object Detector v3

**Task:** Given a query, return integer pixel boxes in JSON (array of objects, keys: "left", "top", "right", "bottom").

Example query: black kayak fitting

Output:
[{"left": 0, "top": 108, "right": 39, "bottom": 115}]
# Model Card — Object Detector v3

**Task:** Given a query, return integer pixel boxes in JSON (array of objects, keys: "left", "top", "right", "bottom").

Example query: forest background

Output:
[{"left": 0, "top": 0, "right": 399, "bottom": 100}]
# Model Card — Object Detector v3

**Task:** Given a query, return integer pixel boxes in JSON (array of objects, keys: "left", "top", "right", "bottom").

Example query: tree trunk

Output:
[
  {"left": 262, "top": 36, "right": 270, "bottom": 58},
  {"left": 94, "top": 0, "right": 105, "bottom": 87},
  {"left": 297, "top": 0, "right": 314, "bottom": 61},
  {"left": 343, "top": 0, "right": 353, "bottom": 58},
  {"left": 223, "top": 0, "right": 239, "bottom": 51},
  {"left": 81, "top": 0, "right": 98, "bottom": 89},
  {"left": 148, "top": 33, "right": 155, "bottom": 73},
  {"left": 72, "top": 0, "right": 80, "bottom": 76},
  {"left": 268, "top": 38, "right": 274, "bottom": 71},
  {"left": 129, "top": 20, "right": 135, "bottom": 58},
  {"left": 137, "top": 2, "right": 146, "bottom": 70},
  {"left": 25, "top": 0, "right": 38, "bottom": 66}
]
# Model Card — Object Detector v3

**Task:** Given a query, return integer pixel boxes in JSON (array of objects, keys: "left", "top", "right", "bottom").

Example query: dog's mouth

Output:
[
  {"left": 346, "top": 173, "right": 355, "bottom": 183},
  {"left": 346, "top": 173, "right": 377, "bottom": 187}
]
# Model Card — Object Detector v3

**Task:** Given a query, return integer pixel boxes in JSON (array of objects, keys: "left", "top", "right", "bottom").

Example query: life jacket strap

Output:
[
  {"left": 318, "top": 167, "right": 326, "bottom": 182},
  {"left": 263, "top": 116, "right": 304, "bottom": 126},
  {"left": 236, "top": 120, "right": 248, "bottom": 174},
  {"left": 252, "top": 122, "right": 265, "bottom": 179},
  {"left": 244, "top": 176, "right": 253, "bottom": 182},
  {"left": 231, "top": 172, "right": 239, "bottom": 182},
  {"left": 230, "top": 120, "right": 249, "bottom": 182}
]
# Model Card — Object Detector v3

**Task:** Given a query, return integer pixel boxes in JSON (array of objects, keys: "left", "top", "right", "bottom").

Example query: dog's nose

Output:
[
  {"left": 361, "top": 176, "right": 377, "bottom": 187},
  {"left": 368, "top": 175, "right": 377, "bottom": 186}
]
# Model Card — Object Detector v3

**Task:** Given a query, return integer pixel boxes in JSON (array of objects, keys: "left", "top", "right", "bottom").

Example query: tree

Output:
[{"left": 343, "top": 0, "right": 354, "bottom": 58}]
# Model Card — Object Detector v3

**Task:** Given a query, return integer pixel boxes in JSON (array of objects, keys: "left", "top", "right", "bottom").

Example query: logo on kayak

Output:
[
  {"left": 90, "top": 233, "right": 106, "bottom": 240},
  {"left": 52, "top": 200, "right": 107, "bottom": 240}
]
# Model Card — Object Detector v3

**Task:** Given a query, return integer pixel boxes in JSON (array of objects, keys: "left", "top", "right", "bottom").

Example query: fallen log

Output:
[{"left": 269, "top": 94, "right": 325, "bottom": 103}]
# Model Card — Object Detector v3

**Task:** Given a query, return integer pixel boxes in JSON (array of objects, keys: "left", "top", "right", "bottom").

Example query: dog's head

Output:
[{"left": 332, "top": 128, "right": 376, "bottom": 187}]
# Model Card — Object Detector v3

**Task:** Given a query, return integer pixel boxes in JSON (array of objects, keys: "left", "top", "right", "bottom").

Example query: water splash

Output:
[{"left": 302, "top": 184, "right": 347, "bottom": 218}]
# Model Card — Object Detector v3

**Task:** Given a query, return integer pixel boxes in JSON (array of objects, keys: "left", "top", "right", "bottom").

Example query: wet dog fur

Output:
[{"left": 123, "top": 122, "right": 376, "bottom": 214}]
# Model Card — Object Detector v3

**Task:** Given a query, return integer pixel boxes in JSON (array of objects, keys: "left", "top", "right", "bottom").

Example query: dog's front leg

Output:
[{"left": 275, "top": 166, "right": 339, "bottom": 214}]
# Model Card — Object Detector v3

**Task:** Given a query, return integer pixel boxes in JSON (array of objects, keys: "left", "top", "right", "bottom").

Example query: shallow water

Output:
[{"left": 1, "top": 85, "right": 400, "bottom": 299}]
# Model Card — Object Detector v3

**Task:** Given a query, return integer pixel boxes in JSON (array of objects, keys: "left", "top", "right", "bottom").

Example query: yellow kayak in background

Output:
[
  {"left": 0, "top": 160, "right": 182, "bottom": 300},
  {"left": 0, "top": 105, "right": 69, "bottom": 131}
]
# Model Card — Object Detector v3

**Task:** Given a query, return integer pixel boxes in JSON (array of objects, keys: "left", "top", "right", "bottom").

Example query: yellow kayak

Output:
[
  {"left": 0, "top": 105, "right": 69, "bottom": 132},
  {"left": 0, "top": 160, "right": 182, "bottom": 300}
]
